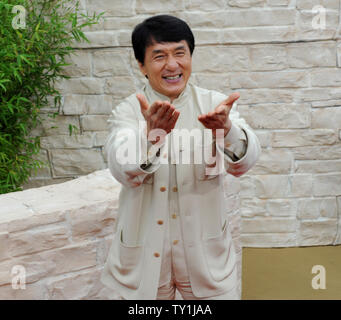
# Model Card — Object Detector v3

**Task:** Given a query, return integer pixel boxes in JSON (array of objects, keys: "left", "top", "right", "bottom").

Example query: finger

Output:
[
  {"left": 156, "top": 101, "right": 171, "bottom": 119},
  {"left": 198, "top": 117, "right": 209, "bottom": 128},
  {"left": 125, "top": 170, "right": 142, "bottom": 180},
  {"left": 222, "top": 92, "right": 240, "bottom": 107},
  {"left": 149, "top": 100, "right": 163, "bottom": 116},
  {"left": 164, "top": 105, "right": 175, "bottom": 120},
  {"left": 136, "top": 94, "right": 149, "bottom": 113},
  {"left": 168, "top": 110, "right": 180, "bottom": 128},
  {"left": 200, "top": 117, "right": 222, "bottom": 129},
  {"left": 215, "top": 104, "right": 227, "bottom": 114},
  {"left": 198, "top": 114, "right": 209, "bottom": 124}
]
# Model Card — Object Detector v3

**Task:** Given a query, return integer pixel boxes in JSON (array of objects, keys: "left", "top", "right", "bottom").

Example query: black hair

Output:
[{"left": 131, "top": 15, "right": 195, "bottom": 65}]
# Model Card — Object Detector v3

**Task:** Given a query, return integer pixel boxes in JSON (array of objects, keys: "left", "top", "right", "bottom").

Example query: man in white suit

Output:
[{"left": 101, "top": 15, "right": 261, "bottom": 300}]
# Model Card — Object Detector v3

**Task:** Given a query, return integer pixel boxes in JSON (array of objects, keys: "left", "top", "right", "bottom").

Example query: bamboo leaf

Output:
[{"left": 0, "top": 0, "right": 103, "bottom": 194}]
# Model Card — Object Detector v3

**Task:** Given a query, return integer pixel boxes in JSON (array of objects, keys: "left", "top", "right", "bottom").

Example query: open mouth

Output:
[{"left": 162, "top": 74, "right": 182, "bottom": 83}]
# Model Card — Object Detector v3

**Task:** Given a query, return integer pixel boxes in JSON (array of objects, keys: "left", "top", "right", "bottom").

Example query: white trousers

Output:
[
  {"left": 155, "top": 160, "right": 240, "bottom": 300},
  {"left": 156, "top": 272, "right": 240, "bottom": 300}
]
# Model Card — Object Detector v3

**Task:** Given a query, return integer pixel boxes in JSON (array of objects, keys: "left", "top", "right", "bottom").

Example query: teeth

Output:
[{"left": 165, "top": 75, "right": 181, "bottom": 80}]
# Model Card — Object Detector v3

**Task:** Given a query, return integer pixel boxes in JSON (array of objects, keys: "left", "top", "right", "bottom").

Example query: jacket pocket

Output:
[
  {"left": 108, "top": 228, "right": 144, "bottom": 290},
  {"left": 202, "top": 220, "right": 236, "bottom": 282}
]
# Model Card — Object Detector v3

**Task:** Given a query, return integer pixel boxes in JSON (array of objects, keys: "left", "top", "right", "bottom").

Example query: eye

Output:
[
  {"left": 154, "top": 55, "right": 164, "bottom": 60},
  {"left": 175, "top": 51, "right": 185, "bottom": 56}
]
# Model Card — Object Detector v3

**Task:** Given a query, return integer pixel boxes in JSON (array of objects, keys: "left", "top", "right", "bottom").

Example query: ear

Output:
[{"left": 138, "top": 61, "right": 147, "bottom": 78}]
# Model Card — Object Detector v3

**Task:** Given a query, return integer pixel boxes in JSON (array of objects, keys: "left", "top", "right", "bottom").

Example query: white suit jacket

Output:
[{"left": 100, "top": 82, "right": 261, "bottom": 300}]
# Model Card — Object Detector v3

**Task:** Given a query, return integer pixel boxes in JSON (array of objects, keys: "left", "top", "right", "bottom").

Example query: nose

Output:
[{"left": 165, "top": 55, "right": 179, "bottom": 70}]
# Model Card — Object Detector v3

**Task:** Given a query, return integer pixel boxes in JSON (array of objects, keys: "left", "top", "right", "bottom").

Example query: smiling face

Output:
[{"left": 138, "top": 40, "right": 192, "bottom": 102}]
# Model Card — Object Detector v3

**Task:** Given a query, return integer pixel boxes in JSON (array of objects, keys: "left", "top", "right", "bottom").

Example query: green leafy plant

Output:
[{"left": 0, "top": 0, "right": 104, "bottom": 194}]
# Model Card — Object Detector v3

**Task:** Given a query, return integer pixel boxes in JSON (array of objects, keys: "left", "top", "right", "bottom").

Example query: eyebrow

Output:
[{"left": 151, "top": 45, "right": 186, "bottom": 56}]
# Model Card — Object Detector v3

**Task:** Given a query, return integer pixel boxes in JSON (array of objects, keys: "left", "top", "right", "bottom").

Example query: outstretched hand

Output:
[
  {"left": 198, "top": 92, "right": 240, "bottom": 138},
  {"left": 136, "top": 94, "right": 180, "bottom": 144}
]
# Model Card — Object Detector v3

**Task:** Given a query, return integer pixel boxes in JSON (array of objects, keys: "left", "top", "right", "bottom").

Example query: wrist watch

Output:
[{"left": 140, "top": 148, "right": 161, "bottom": 170}]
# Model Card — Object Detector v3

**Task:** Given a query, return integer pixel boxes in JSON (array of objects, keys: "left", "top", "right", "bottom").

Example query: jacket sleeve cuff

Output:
[
  {"left": 139, "top": 140, "right": 166, "bottom": 174},
  {"left": 216, "top": 125, "right": 261, "bottom": 177},
  {"left": 216, "top": 122, "right": 247, "bottom": 162},
  {"left": 225, "top": 122, "right": 245, "bottom": 145}
]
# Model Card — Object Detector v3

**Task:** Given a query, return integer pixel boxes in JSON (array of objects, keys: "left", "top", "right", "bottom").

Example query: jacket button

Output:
[
  {"left": 160, "top": 187, "right": 166, "bottom": 192},
  {"left": 154, "top": 252, "right": 160, "bottom": 258},
  {"left": 157, "top": 220, "right": 163, "bottom": 225},
  {"left": 172, "top": 186, "right": 178, "bottom": 192},
  {"left": 173, "top": 240, "right": 179, "bottom": 245}
]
